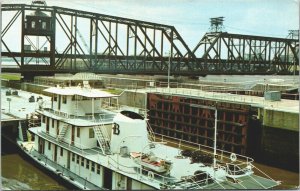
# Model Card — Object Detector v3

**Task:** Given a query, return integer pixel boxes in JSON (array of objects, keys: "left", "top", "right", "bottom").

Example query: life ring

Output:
[
  {"left": 230, "top": 153, "right": 237, "bottom": 162},
  {"left": 148, "top": 171, "right": 154, "bottom": 179}
]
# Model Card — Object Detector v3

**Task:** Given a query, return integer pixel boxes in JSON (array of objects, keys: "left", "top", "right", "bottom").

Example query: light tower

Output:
[
  {"left": 209, "top": 17, "right": 225, "bottom": 33},
  {"left": 21, "top": 0, "right": 56, "bottom": 77}
]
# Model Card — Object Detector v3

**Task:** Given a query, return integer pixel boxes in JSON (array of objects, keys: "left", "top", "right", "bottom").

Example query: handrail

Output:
[
  {"left": 41, "top": 108, "right": 115, "bottom": 123},
  {"left": 146, "top": 121, "right": 155, "bottom": 142},
  {"left": 106, "top": 156, "right": 137, "bottom": 174},
  {"left": 153, "top": 132, "right": 254, "bottom": 173},
  {"left": 106, "top": 152, "right": 177, "bottom": 189},
  {"left": 250, "top": 164, "right": 277, "bottom": 182},
  {"left": 153, "top": 133, "right": 253, "bottom": 163},
  {"left": 226, "top": 164, "right": 251, "bottom": 176},
  {"left": 38, "top": 129, "right": 104, "bottom": 157}
]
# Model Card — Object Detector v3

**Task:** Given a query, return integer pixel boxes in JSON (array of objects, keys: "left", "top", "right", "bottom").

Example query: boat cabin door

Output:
[
  {"left": 71, "top": 125, "right": 75, "bottom": 145},
  {"left": 46, "top": 117, "right": 49, "bottom": 133},
  {"left": 54, "top": 145, "right": 57, "bottom": 162},
  {"left": 38, "top": 138, "right": 45, "bottom": 154},
  {"left": 58, "top": 95, "right": 61, "bottom": 110},
  {"left": 103, "top": 167, "right": 113, "bottom": 189},
  {"left": 56, "top": 121, "right": 59, "bottom": 136},
  {"left": 67, "top": 151, "right": 70, "bottom": 170}
]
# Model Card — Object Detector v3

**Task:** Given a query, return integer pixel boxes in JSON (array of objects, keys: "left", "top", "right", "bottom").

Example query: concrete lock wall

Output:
[
  {"left": 262, "top": 109, "right": 299, "bottom": 132},
  {"left": 258, "top": 108, "right": 299, "bottom": 171},
  {"left": 21, "top": 83, "right": 50, "bottom": 95},
  {"left": 118, "top": 91, "right": 146, "bottom": 109},
  {"left": 102, "top": 77, "right": 149, "bottom": 89},
  {"left": 260, "top": 126, "right": 299, "bottom": 171}
]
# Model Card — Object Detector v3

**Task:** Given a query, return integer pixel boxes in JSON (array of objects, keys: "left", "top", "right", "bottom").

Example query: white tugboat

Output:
[{"left": 17, "top": 83, "right": 281, "bottom": 190}]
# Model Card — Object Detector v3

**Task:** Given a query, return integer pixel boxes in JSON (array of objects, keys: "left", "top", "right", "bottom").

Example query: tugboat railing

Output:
[
  {"left": 146, "top": 121, "right": 155, "bottom": 142},
  {"left": 106, "top": 153, "right": 177, "bottom": 189},
  {"left": 250, "top": 164, "right": 277, "bottom": 182},
  {"left": 37, "top": 129, "right": 105, "bottom": 158},
  {"left": 41, "top": 108, "right": 115, "bottom": 123},
  {"left": 153, "top": 132, "right": 277, "bottom": 187},
  {"left": 153, "top": 133, "right": 254, "bottom": 170},
  {"left": 226, "top": 163, "right": 252, "bottom": 176},
  {"left": 102, "top": 100, "right": 120, "bottom": 111},
  {"left": 30, "top": 150, "right": 102, "bottom": 190}
]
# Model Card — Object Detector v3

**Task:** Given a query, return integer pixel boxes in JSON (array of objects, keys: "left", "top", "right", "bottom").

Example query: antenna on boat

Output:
[
  {"left": 189, "top": 103, "right": 218, "bottom": 169},
  {"left": 213, "top": 102, "right": 218, "bottom": 169}
]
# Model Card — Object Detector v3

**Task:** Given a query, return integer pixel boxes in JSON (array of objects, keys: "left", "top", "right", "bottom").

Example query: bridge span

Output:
[{"left": 1, "top": 2, "right": 298, "bottom": 79}]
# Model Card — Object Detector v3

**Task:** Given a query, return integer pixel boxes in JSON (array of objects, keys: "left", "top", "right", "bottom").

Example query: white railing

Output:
[
  {"left": 37, "top": 128, "right": 103, "bottom": 156},
  {"left": 153, "top": 133, "right": 254, "bottom": 172},
  {"left": 102, "top": 100, "right": 120, "bottom": 111},
  {"left": 226, "top": 163, "right": 252, "bottom": 177},
  {"left": 27, "top": 112, "right": 40, "bottom": 128},
  {"left": 146, "top": 121, "right": 155, "bottom": 142},
  {"left": 42, "top": 108, "right": 115, "bottom": 123}
]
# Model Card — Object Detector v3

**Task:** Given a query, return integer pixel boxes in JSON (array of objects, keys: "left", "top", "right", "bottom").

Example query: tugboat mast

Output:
[{"left": 213, "top": 104, "right": 218, "bottom": 169}]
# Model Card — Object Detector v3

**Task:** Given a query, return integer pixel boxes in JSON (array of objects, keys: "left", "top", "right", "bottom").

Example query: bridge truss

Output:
[
  {"left": 1, "top": 3, "right": 299, "bottom": 77},
  {"left": 193, "top": 32, "right": 299, "bottom": 74}
]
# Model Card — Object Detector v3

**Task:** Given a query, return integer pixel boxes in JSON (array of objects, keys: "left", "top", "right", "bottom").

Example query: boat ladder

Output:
[
  {"left": 93, "top": 125, "right": 110, "bottom": 155},
  {"left": 20, "top": 121, "right": 28, "bottom": 141},
  {"left": 57, "top": 124, "right": 68, "bottom": 142},
  {"left": 146, "top": 121, "right": 155, "bottom": 142}
]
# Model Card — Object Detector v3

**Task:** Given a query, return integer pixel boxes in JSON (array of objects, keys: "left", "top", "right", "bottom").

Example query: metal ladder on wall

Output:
[
  {"left": 57, "top": 124, "right": 68, "bottom": 142},
  {"left": 93, "top": 125, "right": 110, "bottom": 155}
]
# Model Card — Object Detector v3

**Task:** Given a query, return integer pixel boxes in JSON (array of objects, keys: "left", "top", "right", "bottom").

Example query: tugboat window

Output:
[
  {"left": 42, "top": 21, "right": 46, "bottom": 29},
  {"left": 89, "top": 128, "right": 94, "bottom": 138},
  {"left": 76, "top": 155, "right": 79, "bottom": 164},
  {"left": 97, "top": 164, "right": 100, "bottom": 174},
  {"left": 72, "top": 153, "right": 75, "bottom": 162},
  {"left": 77, "top": 128, "right": 80, "bottom": 137},
  {"left": 54, "top": 95, "right": 57, "bottom": 101},
  {"left": 91, "top": 162, "right": 95, "bottom": 172},
  {"left": 60, "top": 147, "right": 63, "bottom": 156},
  {"left": 81, "top": 157, "right": 84, "bottom": 167},
  {"left": 62, "top": 96, "right": 67, "bottom": 104},
  {"left": 86, "top": 160, "right": 90, "bottom": 169},
  {"left": 48, "top": 142, "right": 51, "bottom": 150},
  {"left": 31, "top": 21, "right": 35, "bottom": 29}
]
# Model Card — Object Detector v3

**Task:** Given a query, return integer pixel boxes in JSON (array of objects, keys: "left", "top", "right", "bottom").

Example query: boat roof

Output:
[{"left": 44, "top": 86, "right": 119, "bottom": 98}]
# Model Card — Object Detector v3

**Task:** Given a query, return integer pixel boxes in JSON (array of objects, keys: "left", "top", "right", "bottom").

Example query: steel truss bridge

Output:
[{"left": 1, "top": 3, "right": 299, "bottom": 78}]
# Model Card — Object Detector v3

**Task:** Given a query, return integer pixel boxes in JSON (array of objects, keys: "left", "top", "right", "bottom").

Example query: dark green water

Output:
[{"left": 1, "top": 136, "right": 67, "bottom": 190}]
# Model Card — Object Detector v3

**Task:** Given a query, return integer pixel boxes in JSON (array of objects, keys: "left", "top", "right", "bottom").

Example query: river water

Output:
[{"left": 1, "top": 137, "right": 67, "bottom": 190}]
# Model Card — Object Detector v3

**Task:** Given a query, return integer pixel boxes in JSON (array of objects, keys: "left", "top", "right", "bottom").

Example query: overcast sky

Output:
[{"left": 1, "top": 0, "right": 299, "bottom": 50}]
